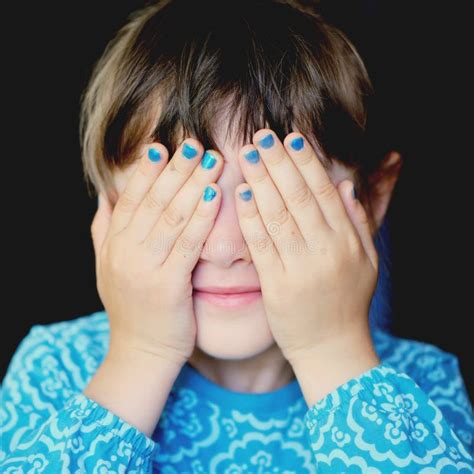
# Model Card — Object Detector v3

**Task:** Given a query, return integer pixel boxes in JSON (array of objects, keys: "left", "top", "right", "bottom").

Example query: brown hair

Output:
[{"left": 80, "top": 0, "right": 374, "bottom": 208}]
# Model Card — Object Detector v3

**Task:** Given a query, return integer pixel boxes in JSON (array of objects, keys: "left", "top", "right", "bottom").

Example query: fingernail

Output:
[
  {"left": 258, "top": 133, "right": 274, "bottom": 149},
  {"left": 148, "top": 147, "right": 161, "bottom": 162},
  {"left": 182, "top": 143, "right": 198, "bottom": 159},
  {"left": 244, "top": 149, "right": 260, "bottom": 164},
  {"left": 239, "top": 189, "right": 252, "bottom": 201},
  {"left": 352, "top": 186, "right": 358, "bottom": 200},
  {"left": 201, "top": 151, "right": 217, "bottom": 170},
  {"left": 290, "top": 137, "right": 304, "bottom": 151},
  {"left": 203, "top": 186, "right": 217, "bottom": 201}
]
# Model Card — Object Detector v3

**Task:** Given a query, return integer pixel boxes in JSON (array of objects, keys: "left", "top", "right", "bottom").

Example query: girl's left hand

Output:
[{"left": 235, "top": 129, "right": 380, "bottom": 388}]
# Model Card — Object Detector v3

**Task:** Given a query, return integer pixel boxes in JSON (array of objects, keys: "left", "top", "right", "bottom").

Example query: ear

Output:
[{"left": 366, "top": 151, "right": 403, "bottom": 235}]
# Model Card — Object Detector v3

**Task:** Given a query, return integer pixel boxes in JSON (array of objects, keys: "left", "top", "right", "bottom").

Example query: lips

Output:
[
  {"left": 193, "top": 286, "right": 261, "bottom": 294},
  {"left": 193, "top": 286, "right": 262, "bottom": 308}
]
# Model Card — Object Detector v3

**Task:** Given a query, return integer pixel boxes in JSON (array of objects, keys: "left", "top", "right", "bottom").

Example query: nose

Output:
[{"left": 198, "top": 192, "right": 251, "bottom": 268}]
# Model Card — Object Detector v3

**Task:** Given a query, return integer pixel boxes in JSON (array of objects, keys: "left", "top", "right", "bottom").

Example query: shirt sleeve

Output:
[
  {"left": 1, "top": 325, "right": 157, "bottom": 473},
  {"left": 303, "top": 363, "right": 474, "bottom": 473}
]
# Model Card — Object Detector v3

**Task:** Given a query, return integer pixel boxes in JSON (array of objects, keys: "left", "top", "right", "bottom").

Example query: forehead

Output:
[{"left": 211, "top": 115, "right": 246, "bottom": 162}]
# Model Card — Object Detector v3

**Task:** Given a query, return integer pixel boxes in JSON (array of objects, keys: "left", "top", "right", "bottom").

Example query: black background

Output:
[{"left": 3, "top": 1, "right": 472, "bottom": 400}]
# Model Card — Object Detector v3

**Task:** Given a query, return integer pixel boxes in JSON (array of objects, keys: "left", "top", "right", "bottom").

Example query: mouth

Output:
[{"left": 193, "top": 286, "right": 262, "bottom": 308}]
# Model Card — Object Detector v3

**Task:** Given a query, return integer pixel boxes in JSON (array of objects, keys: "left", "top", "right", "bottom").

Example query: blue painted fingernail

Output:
[
  {"left": 290, "top": 137, "right": 304, "bottom": 151},
  {"left": 239, "top": 189, "right": 252, "bottom": 201},
  {"left": 201, "top": 151, "right": 217, "bottom": 169},
  {"left": 148, "top": 147, "right": 161, "bottom": 162},
  {"left": 258, "top": 133, "right": 274, "bottom": 149},
  {"left": 244, "top": 149, "right": 260, "bottom": 163},
  {"left": 182, "top": 143, "right": 198, "bottom": 159},
  {"left": 203, "top": 186, "right": 217, "bottom": 201}
]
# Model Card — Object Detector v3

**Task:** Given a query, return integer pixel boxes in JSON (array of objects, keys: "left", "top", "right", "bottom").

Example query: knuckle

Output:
[
  {"left": 189, "top": 170, "right": 205, "bottom": 187},
  {"left": 142, "top": 192, "right": 166, "bottom": 212},
  {"left": 116, "top": 191, "right": 137, "bottom": 213},
  {"left": 267, "top": 206, "right": 291, "bottom": 228},
  {"left": 267, "top": 150, "right": 286, "bottom": 167},
  {"left": 194, "top": 201, "right": 212, "bottom": 220},
  {"left": 287, "top": 183, "right": 313, "bottom": 208},
  {"left": 251, "top": 172, "right": 270, "bottom": 185},
  {"left": 137, "top": 159, "right": 153, "bottom": 178},
  {"left": 241, "top": 201, "right": 260, "bottom": 220},
  {"left": 315, "top": 180, "right": 337, "bottom": 201},
  {"left": 253, "top": 234, "right": 274, "bottom": 255},
  {"left": 176, "top": 233, "right": 200, "bottom": 253},
  {"left": 108, "top": 240, "right": 141, "bottom": 280},
  {"left": 161, "top": 202, "right": 185, "bottom": 228},
  {"left": 169, "top": 158, "right": 190, "bottom": 179},
  {"left": 144, "top": 233, "right": 167, "bottom": 256},
  {"left": 99, "top": 233, "right": 151, "bottom": 289},
  {"left": 293, "top": 151, "right": 313, "bottom": 167}
]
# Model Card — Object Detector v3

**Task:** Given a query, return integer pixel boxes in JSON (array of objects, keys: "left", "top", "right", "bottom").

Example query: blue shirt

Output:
[{"left": 1, "top": 310, "right": 473, "bottom": 472}]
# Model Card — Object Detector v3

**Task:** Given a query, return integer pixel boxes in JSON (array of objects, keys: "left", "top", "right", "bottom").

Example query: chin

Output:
[{"left": 192, "top": 299, "right": 276, "bottom": 360}]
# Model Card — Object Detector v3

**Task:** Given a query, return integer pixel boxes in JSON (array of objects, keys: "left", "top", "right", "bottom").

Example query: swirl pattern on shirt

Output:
[{"left": 1, "top": 311, "right": 473, "bottom": 473}]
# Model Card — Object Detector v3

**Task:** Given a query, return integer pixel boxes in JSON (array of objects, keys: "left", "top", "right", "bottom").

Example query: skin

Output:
[{"left": 85, "top": 118, "right": 401, "bottom": 436}]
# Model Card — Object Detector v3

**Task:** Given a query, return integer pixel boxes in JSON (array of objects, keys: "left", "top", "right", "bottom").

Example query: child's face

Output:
[{"left": 112, "top": 124, "right": 355, "bottom": 361}]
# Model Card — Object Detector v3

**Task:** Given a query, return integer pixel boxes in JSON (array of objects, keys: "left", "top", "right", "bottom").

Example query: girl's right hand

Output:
[{"left": 90, "top": 138, "right": 223, "bottom": 368}]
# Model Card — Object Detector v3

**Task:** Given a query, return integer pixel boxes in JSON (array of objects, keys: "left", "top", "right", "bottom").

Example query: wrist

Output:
[
  {"left": 288, "top": 328, "right": 380, "bottom": 407},
  {"left": 104, "top": 347, "right": 185, "bottom": 374},
  {"left": 108, "top": 336, "right": 188, "bottom": 372},
  {"left": 84, "top": 345, "right": 184, "bottom": 437}
]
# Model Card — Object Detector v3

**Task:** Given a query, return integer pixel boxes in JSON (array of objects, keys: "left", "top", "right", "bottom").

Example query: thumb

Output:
[{"left": 91, "top": 192, "right": 113, "bottom": 263}]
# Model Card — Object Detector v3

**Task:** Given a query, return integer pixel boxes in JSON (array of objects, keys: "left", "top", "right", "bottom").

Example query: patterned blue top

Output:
[{"left": 1, "top": 310, "right": 473, "bottom": 473}]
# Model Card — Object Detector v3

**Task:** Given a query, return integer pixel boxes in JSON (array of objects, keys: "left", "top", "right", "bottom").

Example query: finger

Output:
[
  {"left": 338, "top": 180, "right": 378, "bottom": 269},
  {"left": 128, "top": 139, "right": 210, "bottom": 243},
  {"left": 142, "top": 149, "right": 224, "bottom": 259},
  {"left": 252, "top": 129, "right": 327, "bottom": 238},
  {"left": 90, "top": 192, "right": 113, "bottom": 275},
  {"left": 283, "top": 132, "right": 351, "bottom": 232},
  {"left": 164, "top": 184, "right": 222, "bottom": 274},
  {"left": 108, "top": 143, "right": 169, "bottom": 236},
  {"left": 237, "top": 144, "right": 304, "bottom": 263},
  {"left": 235, "top": 183, "right": 282, "bottom": 272}
]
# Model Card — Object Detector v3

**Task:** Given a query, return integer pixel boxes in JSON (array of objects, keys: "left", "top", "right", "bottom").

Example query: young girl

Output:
[{"left": 1, "top": 0, "right": 472, "bottom": 472}]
